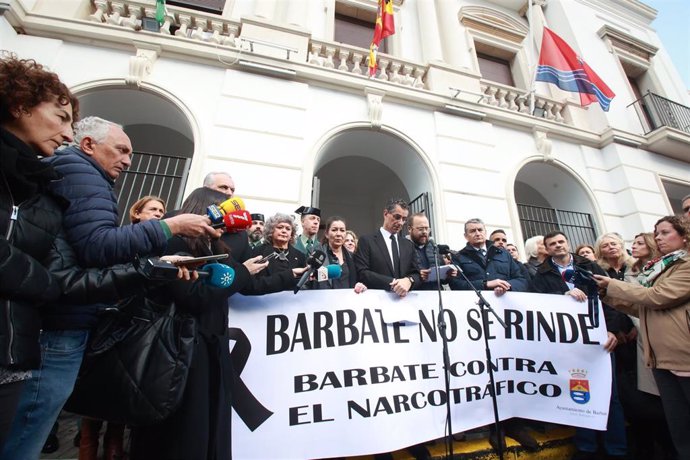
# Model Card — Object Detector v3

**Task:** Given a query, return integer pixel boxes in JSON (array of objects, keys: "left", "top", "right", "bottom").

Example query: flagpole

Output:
[{"left": 528, "top": 0, "right": 535, "bottom": 116}]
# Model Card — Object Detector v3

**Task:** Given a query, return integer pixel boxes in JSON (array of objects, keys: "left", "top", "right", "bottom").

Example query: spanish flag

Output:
[{"left": 368, "top": 0, "right": 395, "bottom": 77}]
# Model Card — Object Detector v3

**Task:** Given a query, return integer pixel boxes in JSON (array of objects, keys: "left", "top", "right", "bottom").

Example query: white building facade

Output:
[{"left": 2, "top": 0, "right": 689, "bottom": 251}]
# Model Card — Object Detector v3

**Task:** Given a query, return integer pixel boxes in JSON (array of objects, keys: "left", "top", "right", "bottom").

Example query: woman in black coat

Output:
[
  {"left": 0, "top": 55, "right": 78, "bottom": 448},
  {"left": 129, "top": 188, "right": 300, "bottom": 460},
  {"left": 320, "top": 216, "right": 367, "bottom": 292},
  {"left": 252, "top": 212, "right": 307, "bottom": 281}
]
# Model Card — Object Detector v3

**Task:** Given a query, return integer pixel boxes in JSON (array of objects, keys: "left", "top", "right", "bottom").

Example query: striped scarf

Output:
[{"left": 637, "top": 249, "right": 687, "bottom": 287}]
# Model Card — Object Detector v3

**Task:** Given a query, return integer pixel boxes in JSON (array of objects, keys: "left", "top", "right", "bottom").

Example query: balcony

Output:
[
  {"left": 629, "top": 91, "right": 690, "bottom": 162},
  {"left": 4, "top": 0, "right": 582, "bottom": 133}
]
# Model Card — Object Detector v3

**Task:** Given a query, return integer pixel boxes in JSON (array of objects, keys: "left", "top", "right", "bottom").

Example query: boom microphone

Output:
[
  {"left": 316, "top": 264, "right": 342, "bottom": 282},
  {"left": 294, "top": 250, "right": 326, "bottom": 294}
]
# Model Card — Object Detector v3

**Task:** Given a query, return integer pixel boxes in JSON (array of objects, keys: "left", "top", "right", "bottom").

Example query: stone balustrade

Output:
[
  {"left": 89, "top": 0, "right": 240, "bottom": 46},
  {"left": 480, "top": 81, "right": 566, "bottom": 123},
  {"left": 308, "top": 39, "right": 428, "bottom": 90},
  {"left": 85, "top": 1, "right": 571, "bottom": 125}
]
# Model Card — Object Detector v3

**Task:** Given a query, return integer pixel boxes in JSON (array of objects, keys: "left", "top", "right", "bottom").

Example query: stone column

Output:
[
  {"left": 435, "top": 0, "right": 472, "bottom": 68},
  {"left": 416, "top": 0, "right": 444, "bottom": 63},
  {"left": 285, "top": 0, "right": 309, "bottom": 28},
  {"left": 253, "top": 0, "right": 277, "bottom": 21}
]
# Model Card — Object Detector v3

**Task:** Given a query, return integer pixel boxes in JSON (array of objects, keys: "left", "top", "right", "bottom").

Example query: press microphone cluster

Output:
[
  {"left": 206, "top": 197, "right": 252, "bottom": 233},
  {"left": 294, "top": 250, "right": 326, "bottom": 294}
]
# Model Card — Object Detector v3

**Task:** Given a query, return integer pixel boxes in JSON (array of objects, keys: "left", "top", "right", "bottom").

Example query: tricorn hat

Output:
[{"left": 294, "top": 206, "right": 321, "bottom": 217}]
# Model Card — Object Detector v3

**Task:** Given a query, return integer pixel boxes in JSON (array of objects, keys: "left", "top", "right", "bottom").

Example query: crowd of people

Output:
[{"left": 1, "top": 52, "right": 690, "bottom": 460}]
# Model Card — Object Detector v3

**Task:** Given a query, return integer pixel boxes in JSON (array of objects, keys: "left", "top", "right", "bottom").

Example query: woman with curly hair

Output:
[
  {"left": 595, "top": 216, "right": 690, "bottom": 459},
  {"left": 0, "top": 54, "right": 78, "bottom": 448},
  {"left": 252, "top": 213, "right": 306, "bottom": 283}
]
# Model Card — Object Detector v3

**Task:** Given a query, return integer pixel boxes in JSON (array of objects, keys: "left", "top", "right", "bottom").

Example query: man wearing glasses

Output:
[
  {"left": 354, "top": 198, "right": 421, "bottom": 297},
  {"left": 407, "top": 212, "right": 456, "bottom": 290},
  {"left": 682, "top": 194, "right": 690, "bottom": 218}
]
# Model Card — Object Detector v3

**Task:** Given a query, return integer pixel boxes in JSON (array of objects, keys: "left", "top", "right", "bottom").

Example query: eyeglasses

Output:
[{"left": 684, "top": 206, "right": 690, "bottom": 213}]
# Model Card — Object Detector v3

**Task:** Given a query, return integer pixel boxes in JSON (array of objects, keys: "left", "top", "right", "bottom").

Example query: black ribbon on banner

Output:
[{"left": 227, "top": 327, "right": 274, "bottom": 431}]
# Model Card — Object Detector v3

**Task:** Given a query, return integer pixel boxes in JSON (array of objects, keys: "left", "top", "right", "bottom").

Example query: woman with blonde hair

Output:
[
  {"left": 344, "top": 230, "right": 358, "bottom": 253},
  {"left": 129, "top": 195, "right": 165, "bottom": 224}
]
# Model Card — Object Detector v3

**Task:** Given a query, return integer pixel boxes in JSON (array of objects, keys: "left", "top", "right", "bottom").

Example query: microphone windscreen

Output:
[
  {"left": 223, "top": 210, "right": 253, "bottom": 232},
  {"left": 218, "top": 197, "right": 245, "bottom": 213},
  {"left": 308, "top": 250, "right": 326, "bottom": 269},
  {"left": 326, "top": 264, "right": 342, "bottom": 279},
  {"left": 200, "top": 263, "right": 235, "bottom": 288},
  {"left": 562, "top": 268, "right": 576, "bottom": 284},
  {"left": 206, "top": 204, "right": 224, "bottom": 225}
]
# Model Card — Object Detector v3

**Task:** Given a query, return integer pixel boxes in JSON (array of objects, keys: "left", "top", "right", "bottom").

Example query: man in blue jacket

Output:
[
  {"left": 448, "top": 218, "right": 535, "bottom": 452},
  {"left": 1, "top": 116, "right": 220, "bottom": 459},
  {"left": 449, "top": 218, "right": 528, "bottom": 295}
]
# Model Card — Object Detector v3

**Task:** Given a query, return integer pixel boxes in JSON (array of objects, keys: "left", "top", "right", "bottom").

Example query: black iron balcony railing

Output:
[{"left": 628, "top": 91, "right": 690, "bottom": 135}]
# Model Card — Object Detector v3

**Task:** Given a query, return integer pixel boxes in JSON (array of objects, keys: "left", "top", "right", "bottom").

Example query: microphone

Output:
[
  {"left": 316, "top": 264, "right": 342, "bottom": 282},
  {"left": 218, "top": 197, "right": 245, "bottom": 213},
  {"left": 199, "top": 263, "right": 235, "bottom": 288},
  {"left": 294, "top": 250, "right": 326, "bottom": 294},
  {"left": 139, "top": 257, "right": 235, "bottom": 288},
  {"left": 573, "top": 265, "right": 597, "bottom": 282},
  {"left": 436, "top": 244, "right": 457, "bottom": 256},
  {"left": 206, "top": 197, "right": 247, "bottom": 226},
  {"left": 562, "top": 268, "right": 577, "bottom": 284},
  {"left": 562, "top": 267, "right": 599, "bottom": 327},
  {"left": 211, "top": 210, "right": 253, "bottom": 233}
]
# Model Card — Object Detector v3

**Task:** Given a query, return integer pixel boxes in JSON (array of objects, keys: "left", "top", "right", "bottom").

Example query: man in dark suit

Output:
[{"left": 354, "top": 198, "right": 420, "bottom": 297}]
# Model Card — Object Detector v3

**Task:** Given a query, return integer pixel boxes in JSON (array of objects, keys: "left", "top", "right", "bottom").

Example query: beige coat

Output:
[{"left": 603, "top": 255, "right": 690, "bottom": 372}]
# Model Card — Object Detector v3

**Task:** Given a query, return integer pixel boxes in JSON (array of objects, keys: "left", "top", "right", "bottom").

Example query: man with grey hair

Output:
[
  {"left": 204, "top": 171, "right": 235, "bottom": 196},
  {"left": 0, "top": 116, "right": 219, "bottom": 459},
  {"left": 448, "top": 218, "right": 533, "bottom": 452},
  {"left": 201, "top": 171, "right": 252, "bottom": 261},
  {"left": 682, "top": 193, "right": 690, "bottom": 218}
]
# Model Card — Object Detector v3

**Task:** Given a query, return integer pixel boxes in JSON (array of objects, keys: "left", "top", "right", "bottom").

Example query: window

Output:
[
  {"left": 477, "top": 53, "right": 514, "bottom": 87},
  {"left": 459, "top": 6, "right": 528, "bottom": 89},
  {"left": 167, "top": 0, "right": 226, "bottom": 15},
  {"left": 334, "top": 2, "right": 386, "bottom": 53}
]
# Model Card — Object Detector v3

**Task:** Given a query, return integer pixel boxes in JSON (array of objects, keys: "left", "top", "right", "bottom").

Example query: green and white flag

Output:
[{"left": 155, "top": 0, "right": 167, "bottom": 26}]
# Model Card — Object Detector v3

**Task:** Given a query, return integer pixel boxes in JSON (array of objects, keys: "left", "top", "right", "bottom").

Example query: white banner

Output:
[{"left": 228, "top": 290, "right": 612, "bottom": 459}]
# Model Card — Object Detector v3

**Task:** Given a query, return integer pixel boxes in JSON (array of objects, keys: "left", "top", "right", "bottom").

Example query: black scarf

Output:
[{"left": 0, "top": 127, "right": 59, "bottom": 203}]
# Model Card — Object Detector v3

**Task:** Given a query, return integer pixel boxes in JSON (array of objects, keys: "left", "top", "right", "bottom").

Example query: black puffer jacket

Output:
[
  {"left": 0, "top": 128, "right": 153, "bottom": 370},
  {"left": 0, "top": 128, "right": 64, "bottom": 370}
]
